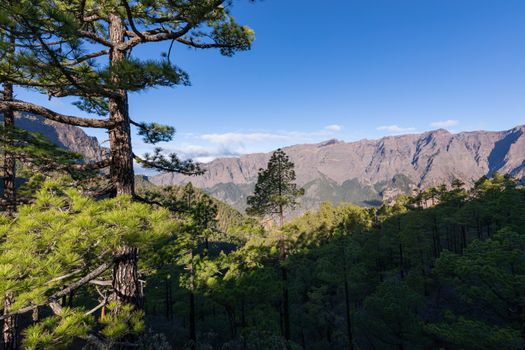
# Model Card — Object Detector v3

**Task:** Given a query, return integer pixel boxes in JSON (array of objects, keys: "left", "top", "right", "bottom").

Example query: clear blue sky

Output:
[{"left": 17, "top": 0, "right": 525, "bottom": 164}]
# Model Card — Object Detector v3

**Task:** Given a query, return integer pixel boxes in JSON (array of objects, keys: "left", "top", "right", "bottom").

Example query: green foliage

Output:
[
  {"left": 0, "top": 125, "right": 82, "bottom": 173},
  {"left": 23, "top": 308, "right": 94, "bottom": 350},
  {"left": 0, "top": 0, "right": 256, "bottom": 178},
  {"left": 138, "top": 147, "right": 203, "bottom": 175},
  {"left": 425, "top": 314, "right": 523, "bottom": 350},
  {"left": 355, "top": 280, "right": 425, "bottom": 349},
  {"left": 136, "top": 122, "right": 175, "bottom": 144},
  {"left": 3, "top": 169, "right": 525, "bottom": 349},
  {"left": 0, "top": 179, "right": 178, "bottom": 347},
  {"left": 247, "top": 148, "right": 304, "bottom": 219},
  {"left": 100, "top": 302, "right": 144, "bottom": 339}
]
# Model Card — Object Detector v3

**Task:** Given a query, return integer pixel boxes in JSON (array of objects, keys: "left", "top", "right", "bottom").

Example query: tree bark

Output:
[
  {"left": 2, "top": 27, "right": 16, "bottom": 215},
  {"left": 111, "top": 246, "right": 143, "bottom": 308},
  {"left": 2, "top": 83, "right": 16, "bottom": 215},
  {"left": 2, "top": 293, "right": 17, "bottom": 350},
  {"left": 278, "top": 203, "right": 292, "bottom": 349},
  {"left": 108, "top": 12, "right": 134, "bottom": 196}
]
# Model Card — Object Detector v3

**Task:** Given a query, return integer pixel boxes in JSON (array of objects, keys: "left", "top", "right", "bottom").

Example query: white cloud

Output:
[
  {"left": 200, "top": 126, "right": 341, "bottom": 145},
  {"left": 430, "top": 119, "right": 459, "bottom": 128},
  {"left": 173, "top": 144, "right": 242, "bottom": 163},
  {"left": 144, "top": 125, "right": 344, "bottom": 165},
  {"left": 324, "top": 124, "right": 342, "bottom": 131},
  {"left": 377, "top": 125, "right": 416, "bottom": 134},
  {"left": 201, "top": 132, "right": 290, "bottom": 144}
]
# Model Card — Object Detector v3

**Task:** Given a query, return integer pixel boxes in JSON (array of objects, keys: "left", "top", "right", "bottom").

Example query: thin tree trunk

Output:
[
  {"left": 189, "top": 292, "right": 196, "bottom": 350},
  {"left": 460, "top": 225, "right": 467, "bottom": 253},
  {"left": 225, "top": 304, "right": 236, "bottom": 339},
  {"left": 31, "top": 308, "right": 38, "bottom": 322},
  {"left": 342, "top": 248, "right": 353, "bottom": 350},
  {"left": 108, "top": 12, "right": 134, "bottom": 196},
  {"left": 165, "top": 276, "right": 172, "bottom": 320},
  {"left": 278, "top": 203, "right": 292, "bottom": 349},
  {"left": 281, "top": 264, "right": 291, "bottom": 347},
  {"left": 188, "top": 249, "right": 196, "bottom": 350},
  {"left": 2, "top": 293, "right": 17, "bottom": 350},
  {"left": 399, "top": 243, "right": 405, "bottom": 279}
]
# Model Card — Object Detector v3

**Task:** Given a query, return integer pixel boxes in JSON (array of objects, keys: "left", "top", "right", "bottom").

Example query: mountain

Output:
[
  {"left": 151, "top": 126, "right": 525, "bottom": 214},
  {"left": 5, "top": 112, "right": 105, "bottom": 162}
]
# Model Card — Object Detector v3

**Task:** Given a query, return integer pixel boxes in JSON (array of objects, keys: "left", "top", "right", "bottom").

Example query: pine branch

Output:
[
  {"left": 121, "top": 0, "right": 145, "bottom": 40},
  {"left": 0, "top": 101, "right": 114, "bottom": 128},
  {"left": 0, "top": 261, "right": 112, "bottom": 320},
  {"left": 131, "top": 120, "right": 175, "bottom": 144},
  {"left": 78, "top": 30, "right": 113, "bottom": 47},
  {"left": 134, "top": 150, "right": 204, "bottom": 176},
  {"left": 63, "top": 49, "right": 110, "bottom": 66},
  {"left": 120, "top": 0, "right": 226, "bottom": 50}
]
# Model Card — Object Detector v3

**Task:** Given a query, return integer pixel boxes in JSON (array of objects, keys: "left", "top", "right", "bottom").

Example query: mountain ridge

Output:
[{"left": 152, "top": 125, "right": 525, "bottom": 214}]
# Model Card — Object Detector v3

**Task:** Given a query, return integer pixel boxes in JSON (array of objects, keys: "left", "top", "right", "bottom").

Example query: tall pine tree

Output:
[
  {"left": 0, "top": 0, "right": 255, "bottom": 196},
  {"left": 246, "top": 148, "right": 303, "bottom": 348},
  {"left": 0, "top": 0, "right": 255, "bottom": 319}
]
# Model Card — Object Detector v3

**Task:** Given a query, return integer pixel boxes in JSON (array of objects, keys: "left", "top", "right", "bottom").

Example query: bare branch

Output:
[
  {"left": 121, "top": 0, "right": 145, "bottom": 40},
  {"left": 71, "top": 158, "right": 111, "bottom": 171},
  {"left": 47, "top": 269, "right": 83, "bottom": 284},
  {"left": 0, "top": 261, "right": 112, "bottom": 320},
  {"left": 78, "top": 30, "right": 113, "bottom": 47},
  {"left": 64, "top": 49, "right": 109, "bottom": 66},
  {"left": 89, "top": 280, "right": 112, "bottom": 286},
  {"left": 0, "top": 101, "right": 115, "bottom": 128}
]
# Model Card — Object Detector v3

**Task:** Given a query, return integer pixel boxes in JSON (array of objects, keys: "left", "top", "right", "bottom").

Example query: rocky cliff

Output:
[
  {"left": 3, "top": 112, "right": 105, "bottom": 162},
  {"left": 152, "top": 126, "right": 525, "bottom": 213}
]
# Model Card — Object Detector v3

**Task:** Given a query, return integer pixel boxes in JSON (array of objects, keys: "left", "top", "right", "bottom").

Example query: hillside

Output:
[
  {"left": 152, "top": 126, "right": 525, "bottom": 213},
  {"left": 1, "top": 112, "right": 105, "bottom": 162}
]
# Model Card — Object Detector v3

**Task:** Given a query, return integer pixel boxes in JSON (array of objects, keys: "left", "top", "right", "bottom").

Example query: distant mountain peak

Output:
[
  {"left": 317, "top": 139, "right": 342, "bottom": 147},
  {"left": 152, "top": 125, "right": 525, "bottom": 216}
]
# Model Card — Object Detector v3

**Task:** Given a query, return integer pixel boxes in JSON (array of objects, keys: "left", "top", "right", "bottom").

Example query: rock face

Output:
[
  {"left": 152, "top": 126, "right": 525, "bottom": 214},
  {"left": 5, "top": 112, "right": 105, "bottom": 162}
]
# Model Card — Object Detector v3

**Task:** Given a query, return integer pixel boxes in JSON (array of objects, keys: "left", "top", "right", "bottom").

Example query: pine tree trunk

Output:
[
  {"left": 165, "top": 277, "right": 173, "bottom": 320},
  {"left": 399, "top": 243, "right": 405, "bottom": 279},
  {"left": 108, "top": 12, "right": 134, "bottom": 196},
  {"left": 2, "top": 28, "right": 16, "bottom": 214},
  {"left": 281, "top": 265, "right": 291, "bottom": 348},
  {"left": 278, "top": 204, "right": 292, "bottom": 349},
  {"left": 2, "top": 292, "right": 17, "bottom": 350},
  {"left": 342, "top": 246, "right": 353, "bottom": 350},
  {"left": 189, "top": 291, "right": 196, "bottom": 350},
  {"left": 111, "top": 246, "right": 143, "bottom": 308},
  {"left": 188, "top": 249, "right": 196, "bottom": 350}
]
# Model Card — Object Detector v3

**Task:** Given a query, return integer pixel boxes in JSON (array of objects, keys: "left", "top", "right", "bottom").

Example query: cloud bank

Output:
[
  {"left": 377, "top": 125, "right": 416, "bottom": 134},
  {"left": 430, "top": 119, "right": 459, "bottom": 128}
]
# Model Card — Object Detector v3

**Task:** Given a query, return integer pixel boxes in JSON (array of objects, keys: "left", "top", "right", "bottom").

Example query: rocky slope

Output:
[
  {"left": 3, "top": 112, "right": 105, "bottom": 162},
  {"left": 152, "top": 126, "right": 525, "bottom": 213}
]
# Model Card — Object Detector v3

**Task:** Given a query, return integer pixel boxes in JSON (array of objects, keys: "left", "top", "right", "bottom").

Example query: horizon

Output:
[
  {"left": 147, "top": 123, "right": 525, "bottom": 166},
  {"left": 14, "top": 0, "right": 525, "bottom": 166}
]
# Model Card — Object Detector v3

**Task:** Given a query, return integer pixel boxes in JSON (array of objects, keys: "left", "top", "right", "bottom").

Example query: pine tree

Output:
[
  {"left": 0, "top": 1, "right": 254, "bottom": 329},
  {"left": 0, "top": 179, "right": 179, "bottom": 348},
  {"left": 246, "top": 148, "right": 303, "bottom": 348},
  {"left": 0, "top": 0, "right": 255, "bottom": 196},
  {"left": 247, "top": 149, "right": 303, "bottom": 226}
]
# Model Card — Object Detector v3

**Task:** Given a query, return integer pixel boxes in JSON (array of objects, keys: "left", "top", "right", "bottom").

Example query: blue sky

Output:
[{"left": 16, "top": 0, "right": 525, "bottom": 164}]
